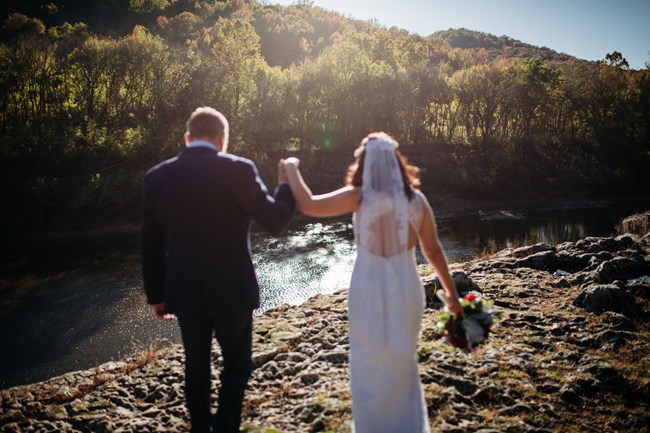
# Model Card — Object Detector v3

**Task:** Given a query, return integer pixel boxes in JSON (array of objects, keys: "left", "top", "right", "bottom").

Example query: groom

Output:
[{"left": 141, "top": 107, "right": 295, "bottom": 433}]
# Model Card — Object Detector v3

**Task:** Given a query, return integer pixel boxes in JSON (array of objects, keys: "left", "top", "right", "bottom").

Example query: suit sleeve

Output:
[
  {"left": 236, "top": 161, "right": 295, "bottom": 235},
  {"left": 140, "top": 174, "right": 165, "bottom": 305}
]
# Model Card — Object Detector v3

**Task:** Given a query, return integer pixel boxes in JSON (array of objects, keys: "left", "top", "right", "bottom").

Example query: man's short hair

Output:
[{"left": 186, "top": 107, "right": 228, "bottom": 138}]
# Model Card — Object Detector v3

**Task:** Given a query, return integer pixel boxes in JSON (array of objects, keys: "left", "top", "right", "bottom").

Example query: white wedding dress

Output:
[{"left": 347, "top": 138, "right": 431, "bottom": 433}]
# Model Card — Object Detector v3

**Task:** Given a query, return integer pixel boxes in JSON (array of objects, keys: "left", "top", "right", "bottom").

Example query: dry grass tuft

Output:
[
  {"left": 123, "top": 342, "right": 163, "bottom": 373},
  {"left": 44, "top": 342, "right": 165, "bottom": 405},
  {"left": 616, "top": 211, "right": 650, "bottom": 236}
]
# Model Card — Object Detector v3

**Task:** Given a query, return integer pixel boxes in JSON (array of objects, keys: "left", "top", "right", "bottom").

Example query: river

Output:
[{"left": 0, "top": 197, "right": 648, "bottom": 389}]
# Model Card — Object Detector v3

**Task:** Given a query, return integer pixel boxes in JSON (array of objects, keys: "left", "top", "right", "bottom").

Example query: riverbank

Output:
[
  {"left": 4, "top": 200, "right": 648, "bottom": 391},
  {"left": 1, "top": 213, "right": 649, "bottom": 432}
]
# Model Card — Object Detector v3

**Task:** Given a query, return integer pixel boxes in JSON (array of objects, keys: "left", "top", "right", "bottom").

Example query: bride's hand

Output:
[{"left": 448, "top": 297, "right": 464, "bottom": 317}]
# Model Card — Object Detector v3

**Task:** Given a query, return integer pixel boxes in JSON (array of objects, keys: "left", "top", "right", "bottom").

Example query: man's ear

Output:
[
  {"left": 184, "top": 132, "right": 191, "bottom": 146},
  {"left": 216, "top": 131, "right": 227, "bottom": 151}
]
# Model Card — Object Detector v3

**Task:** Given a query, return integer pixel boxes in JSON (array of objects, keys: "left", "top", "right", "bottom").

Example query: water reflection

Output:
[
  {"left": 252, "top": 221, "right": 355, "bottom": 311},
  {"left": 440, "top": 214, "right": 595, "bottom": 260}
]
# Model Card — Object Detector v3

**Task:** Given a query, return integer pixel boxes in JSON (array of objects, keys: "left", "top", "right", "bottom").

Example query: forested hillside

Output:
[
  {"left": 1, "top": 0, "right": 649, "bottom": 234},
  {"left": 433, "top": 28, "right": 575, "bottom": 64}
]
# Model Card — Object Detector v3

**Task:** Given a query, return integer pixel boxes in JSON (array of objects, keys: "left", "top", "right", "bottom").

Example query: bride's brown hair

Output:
[{"left": 345, "top": 133, "right": 420, "bottom": 200}]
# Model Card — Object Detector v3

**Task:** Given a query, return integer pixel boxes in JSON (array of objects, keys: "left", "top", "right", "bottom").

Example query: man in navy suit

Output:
[{"left": 141, "top": 107, "right": 295, "bottom": 433}]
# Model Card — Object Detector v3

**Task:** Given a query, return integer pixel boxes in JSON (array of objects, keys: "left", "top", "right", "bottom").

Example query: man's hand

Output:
[
  {"left": 153, "top": 302, "right": 176, "bottom": 320},
  {"left": 278, "top": 159, "right": 288, "bottom": 183}
]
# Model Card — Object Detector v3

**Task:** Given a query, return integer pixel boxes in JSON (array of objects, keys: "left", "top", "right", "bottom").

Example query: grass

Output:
[
  {"left": 45, "top": 342, "right": 165, "bottom": 405},
  {"left": 616, "top": 211, "right": 650, "bottom": 236},
  {"left": 605, "top": 328, "right": 650, "bottom": 390}
]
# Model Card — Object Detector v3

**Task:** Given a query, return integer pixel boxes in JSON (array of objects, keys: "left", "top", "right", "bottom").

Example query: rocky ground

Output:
[{"left": 1, "top": 213, "right": 649, "bottom": 433}]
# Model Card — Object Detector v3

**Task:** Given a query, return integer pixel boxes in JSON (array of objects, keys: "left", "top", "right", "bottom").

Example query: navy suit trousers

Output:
[{"left": 178, "top": 310, "right": 254, "bottom": 433}]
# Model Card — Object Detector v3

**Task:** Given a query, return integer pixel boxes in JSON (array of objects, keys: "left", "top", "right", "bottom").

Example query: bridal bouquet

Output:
[{"left": 434, "top": 291, "right": 499, "bottom": 352}]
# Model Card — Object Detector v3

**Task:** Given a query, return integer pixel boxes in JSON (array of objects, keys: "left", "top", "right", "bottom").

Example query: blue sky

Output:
[{"left": 272, "top": 0, "right": 650, "bottom": 70}]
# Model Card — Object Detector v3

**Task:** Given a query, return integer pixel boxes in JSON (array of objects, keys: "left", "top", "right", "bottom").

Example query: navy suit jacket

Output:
[{"left": 140, "top": 146, "right": 295, "bottom": 317}]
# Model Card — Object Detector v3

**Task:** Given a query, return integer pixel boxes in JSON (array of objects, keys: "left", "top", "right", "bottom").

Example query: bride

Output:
[{"left": 281, "top": 132, "right": 462, "bottom": 432}]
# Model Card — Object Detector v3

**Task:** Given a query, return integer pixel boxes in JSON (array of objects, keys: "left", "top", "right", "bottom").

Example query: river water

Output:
[{"left": 1, "top": 198, "right": 648, "bottom": 389}]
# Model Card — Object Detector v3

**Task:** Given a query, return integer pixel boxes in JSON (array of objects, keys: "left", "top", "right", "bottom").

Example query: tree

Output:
[
  {"left": 1, "top": 13, "right": 45, "bottom": 41},
  {"left": 604, "top": 51, "right": 629, "bottom": 69},
  {"left": 503, "top": 57, "right": 558, "bottom": 141},
  {"left": 251, "top": 6, "right": 314, "bottom": 68},
  {"left": 198, "top": 18, "right": 265, "bottom": 145},
  {"left": 155, "top": 12, "right": 202, "bottom": 44},
  {"left": 448, "top": 63, "right": 504, "bottom": 145},
  {"left": 70, "top": 36, "right": 114, "bottom": 129},
  {"left": 424, "top": 67, "right": 454, "bottom": 142},
  {"left": 129, "top": 0, "right": 173, "bottom": 14}
]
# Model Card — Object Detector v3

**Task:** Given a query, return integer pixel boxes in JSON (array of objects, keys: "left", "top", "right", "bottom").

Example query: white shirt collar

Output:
[{"left": 187, "top": 140, "right": 218, "bottom": 151}]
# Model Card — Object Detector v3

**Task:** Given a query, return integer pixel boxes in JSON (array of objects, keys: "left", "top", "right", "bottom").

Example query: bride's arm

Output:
[
  {"left": 417, "top": 196, "right": 464, "bottom": 316},
  {"left": 283, "top": 158, "right": 360, "bottom": 217}
]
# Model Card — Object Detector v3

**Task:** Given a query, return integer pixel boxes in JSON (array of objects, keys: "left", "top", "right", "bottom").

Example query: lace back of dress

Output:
[{"left": 357, "top": 139, "right": 409, "bottom": 257}]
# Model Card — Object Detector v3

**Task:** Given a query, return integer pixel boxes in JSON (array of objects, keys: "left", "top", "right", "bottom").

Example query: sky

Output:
[{"left": 272, "top": 0, "right": 650, "bottom": 70}]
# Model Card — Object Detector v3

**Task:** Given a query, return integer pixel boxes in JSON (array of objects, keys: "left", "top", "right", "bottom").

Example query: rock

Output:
[
  {"left": 599, "top": 311, "right": 636, "bottom": 331},
  {"left": 299, "top": 373, "right": 319, "bottom": 385},
  {"left": 576, "top": 237, "right": 617, "bottom": 253},
  {"left": 424, "top": 271, "right": 480, "bottom": 306},
  {"left": 512, "top": 243, "right": 554, "bottom": 258},
  {"left": 91, "top": 418, "right": 116, "bottom": 433},
  {"left": 0, "top": 409, "right": 26, "bottom": 423},
  {"left": 259, "top": 361, "right": 280, "bottom": 376},
  {"left": 513, "top": 250, "right": 560, "bottom": 272},
  {"left": 626, "top": 275, "right": 650, "bottom": 299},
  {"left": 252, "top": 348, "right": 279, "bottom": 367},
  {"left": 595, "top": 251, "right": 614, "bottom": 262},
  {"left": 275, "top": 352, "right": 307, "bottom": 363},
  {"left": 538, "top": 384, "right": 561, "bottom": 394},
  {"left": 450, "top": 271, "right": 481, "bottom": 294},
  {"left": 579, "top": 363, "right": 627, "bottom": 393},
  {"left": 574, "top": 377, "right": 598, "bottom": 397},
  {"left": 572, "top": 284, "right": 642, "bottom": 318},
  {"left": 470, "top": 386, "right": 514, "bottom": 405},
  {"left": 559, "top": 385, "right": 582, "bottom": 405},
  {"left": 133, "top": 384, "right": 148, "bottom": 400},
  {"left": 144, "top": 388, "right": 166, "bottom": 403},
  {"left": 310, "top": 417, "right": 327, "bottom": 432},
  {"left": 499, "top": 403, "right": 535, "bottom": 415},
  {"left": 294, "top": 402, "right": 324, "bottom": 423},
  {"left": 594, "top": 256, "right": 650, "bottom": 284},
  {"left": 595, "top": 330, "right": 635, "bottom": 347},
  {"left": 316, "top": 351, "right": 348, "bottom": 365},
  {"left": 44, "top": 404, "right": 69, "bottom": 420},
  {"left": 564, "top": 271, "right": 593, "bottom": 287}
]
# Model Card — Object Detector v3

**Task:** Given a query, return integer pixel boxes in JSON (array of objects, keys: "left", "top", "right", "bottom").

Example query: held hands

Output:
[
  {"left": 278, "top": 157, "right": 300, "bottom": 183},
  {"left": 282, "top": 157, "right": 300, "bottom": 168}
]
